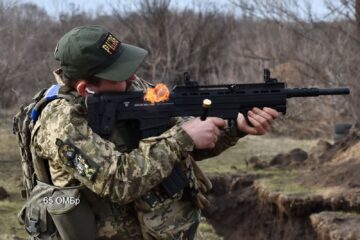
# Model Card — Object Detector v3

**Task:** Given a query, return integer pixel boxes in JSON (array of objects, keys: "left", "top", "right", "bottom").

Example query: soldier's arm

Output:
[
  {"left": 32, "top": 98, "right": 194, "bottom": 205},
  {"left": 176, "top": 117, "right": 246, "bottom": 160},
  {"left": 171, "top": 114, "right": 246, "bottom": 160}
]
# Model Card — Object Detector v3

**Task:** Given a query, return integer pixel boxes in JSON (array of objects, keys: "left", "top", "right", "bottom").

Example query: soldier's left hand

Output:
[{"left": 237, "top": 107, "right": 279, "bottom": 135}]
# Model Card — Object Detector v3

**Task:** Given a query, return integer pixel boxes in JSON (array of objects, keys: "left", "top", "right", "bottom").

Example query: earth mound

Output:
[{"left": 203, "top": 129, "right": 360, "bottom": 240}]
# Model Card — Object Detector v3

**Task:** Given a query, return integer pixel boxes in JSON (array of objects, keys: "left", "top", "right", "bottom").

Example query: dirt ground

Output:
[{"left": 202, "top": 129, "right": 360, "bottom": 240}]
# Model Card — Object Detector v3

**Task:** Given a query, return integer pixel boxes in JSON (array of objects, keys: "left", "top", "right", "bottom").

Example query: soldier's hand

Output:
[
  {"left": 182, "top": 117, "right": 225, "bottom": 149},
  {"left": 237, "top": 107, "right": 279, "bottom": 135}
]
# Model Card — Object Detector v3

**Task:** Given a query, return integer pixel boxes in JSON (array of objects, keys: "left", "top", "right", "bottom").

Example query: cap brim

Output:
[{"left": 95, "top": 43, "right": 148, "bottom": 82}]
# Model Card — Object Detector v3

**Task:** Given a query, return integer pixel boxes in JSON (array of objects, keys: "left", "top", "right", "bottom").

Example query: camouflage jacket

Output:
[{"left": 30, "top": 69, "right": 244, "bottom": 239}]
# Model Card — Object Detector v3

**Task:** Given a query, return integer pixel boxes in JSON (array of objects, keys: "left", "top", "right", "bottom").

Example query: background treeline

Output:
[{"left": 0, "top": 0, "right": 358, "bottom": 138}]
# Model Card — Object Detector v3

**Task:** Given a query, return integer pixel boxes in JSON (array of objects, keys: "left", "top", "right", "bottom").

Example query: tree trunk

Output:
[{"left": 357, "top": 0, "right": 360, "bottom": 36}]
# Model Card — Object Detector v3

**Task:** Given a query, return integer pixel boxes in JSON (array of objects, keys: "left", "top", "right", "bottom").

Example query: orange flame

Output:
[{"left": 144, "top": 83, "right": 170, "bottom": 103}]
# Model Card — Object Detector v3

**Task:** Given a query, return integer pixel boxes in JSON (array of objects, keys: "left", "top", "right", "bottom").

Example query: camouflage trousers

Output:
[{"left": 137, "top": 200, "right": 201, "bottom": 240}]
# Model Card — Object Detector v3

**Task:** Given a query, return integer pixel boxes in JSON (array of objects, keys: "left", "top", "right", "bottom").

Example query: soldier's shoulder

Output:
[
  {"left": 32, "top": 97, "right": 89, "bottom": 148},
  {"left": 41, "top": 98, "right": 73, "bottom": 118},
  {"left": 36, "top": 98, "right": 86, "bottom": 129}
]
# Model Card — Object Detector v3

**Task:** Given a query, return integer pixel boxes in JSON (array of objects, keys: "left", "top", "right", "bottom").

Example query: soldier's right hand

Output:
[{"left": 181, "top": 117, "right": 225, "bottom": 149}]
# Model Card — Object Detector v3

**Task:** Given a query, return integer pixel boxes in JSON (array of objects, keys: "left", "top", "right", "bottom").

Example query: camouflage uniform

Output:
[{"left": 29, "top": 69, "right": 243, "bottom": 239}]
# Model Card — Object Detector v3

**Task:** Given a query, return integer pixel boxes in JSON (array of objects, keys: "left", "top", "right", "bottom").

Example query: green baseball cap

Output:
[{"left": 54, "top": 25, "right": 148, "bottom": 82}]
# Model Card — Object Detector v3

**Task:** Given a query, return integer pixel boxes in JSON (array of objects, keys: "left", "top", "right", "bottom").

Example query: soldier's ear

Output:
[{"left": 76, "top": 80, "right": 88, "bottom": 97}]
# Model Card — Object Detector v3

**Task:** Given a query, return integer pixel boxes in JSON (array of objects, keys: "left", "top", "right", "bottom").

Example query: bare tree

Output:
[
  {"left": 0, "top": 0, "right": 356, "bottom": 137},
  {"left": 110, "top": 0, "right": 237, "bottom": 85},
  {"left": 230, "top": 0, "right": 358, "bottom": 135}
]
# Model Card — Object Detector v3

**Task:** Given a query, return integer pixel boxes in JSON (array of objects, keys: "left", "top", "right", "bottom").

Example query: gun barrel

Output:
[{"left": 285, "top": 87, "right": 350, "bottom": 98}]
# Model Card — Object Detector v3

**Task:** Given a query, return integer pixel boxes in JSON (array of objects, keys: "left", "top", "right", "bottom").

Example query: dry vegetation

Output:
[{"left": 0, "top": 0, "right": 358, "bottom": 138}]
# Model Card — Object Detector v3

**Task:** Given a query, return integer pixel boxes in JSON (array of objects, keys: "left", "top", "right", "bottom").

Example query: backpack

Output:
[
  {"left": 12, "top": 84, "right": 113, "bottom": 240},
  {"left": 13, "top": 84, "right": 62, "bottom": 199}
]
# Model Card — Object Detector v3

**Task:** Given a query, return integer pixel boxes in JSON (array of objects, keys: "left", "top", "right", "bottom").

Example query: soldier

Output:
[{"left": 21, "top": 25, "right": 279, "bottom": 239}]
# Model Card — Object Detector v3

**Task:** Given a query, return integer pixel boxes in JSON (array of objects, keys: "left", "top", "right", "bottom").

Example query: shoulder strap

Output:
[{"left": 31, "top": 84, "right": 62, "bottom": 122}]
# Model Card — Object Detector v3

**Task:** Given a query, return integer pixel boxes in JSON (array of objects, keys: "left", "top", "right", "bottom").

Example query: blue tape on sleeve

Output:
[{"left": 45, "top": 84, "right": 61, "bottom": 101}]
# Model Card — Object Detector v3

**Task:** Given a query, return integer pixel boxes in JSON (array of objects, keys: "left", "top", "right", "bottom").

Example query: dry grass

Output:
[
  {"left": 0, "top": 153, "right": 26, "bottom": 238},
  {"left": 258, "top": 171, "right": 324, "bottom": 195},
  {"left": 0, "top": 118, "right": 26, "bottom": 239},
  {"left": 198, "top": 135, "right": 318, "bottom": 174},
  {"left": 0, "top": 117, "right": 18, "bottom": 156}
]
